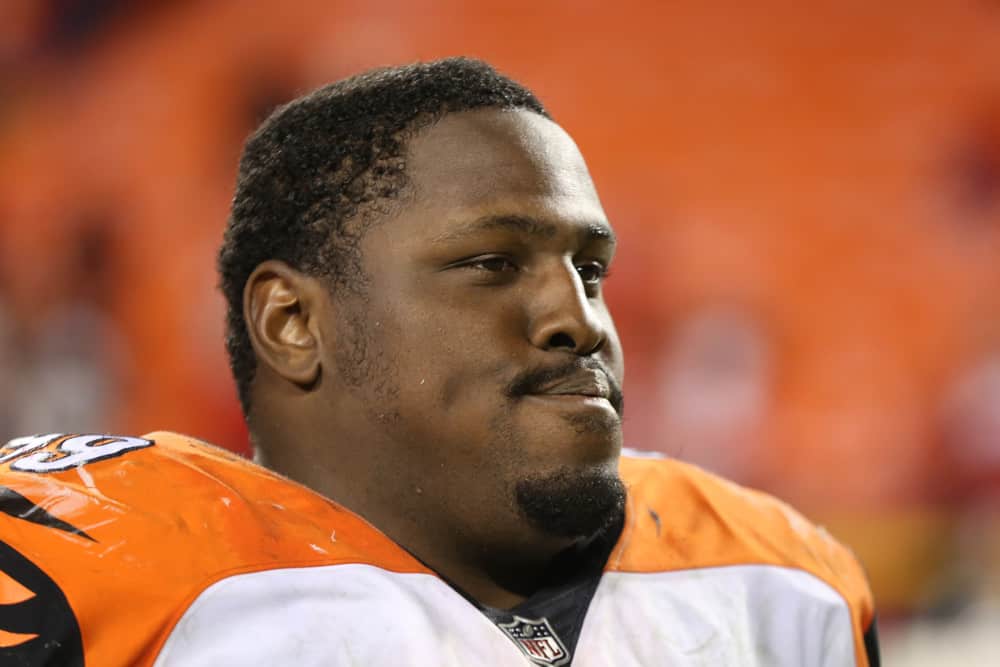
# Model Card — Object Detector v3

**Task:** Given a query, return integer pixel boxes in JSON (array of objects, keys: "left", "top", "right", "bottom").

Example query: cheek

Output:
[
  {"left": 609, "top": 331, "right": 625, "bottom": 383},
  {"left": 600, "top": 311, "right": 626, "bottom": 382},
  {"left": 394, "top": 303, "right": 522, "bottom": 413}
]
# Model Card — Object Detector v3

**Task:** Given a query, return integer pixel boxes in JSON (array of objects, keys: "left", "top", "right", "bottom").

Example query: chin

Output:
[
  {"left": 514, "top": 465, "right": 626, "bottom": 540},
  {"left": 539, "top": 408, "right": 624, "bottom": 467}
]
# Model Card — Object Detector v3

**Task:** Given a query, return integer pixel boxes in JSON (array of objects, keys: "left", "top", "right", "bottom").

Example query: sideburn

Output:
[{"left": 332, "top": 292, "right": 403, "bottom": 424}]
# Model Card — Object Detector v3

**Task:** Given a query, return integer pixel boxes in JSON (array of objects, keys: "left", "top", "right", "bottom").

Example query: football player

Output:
[{"left": 0, "top": 58, "right": 879, "bottom": 666}]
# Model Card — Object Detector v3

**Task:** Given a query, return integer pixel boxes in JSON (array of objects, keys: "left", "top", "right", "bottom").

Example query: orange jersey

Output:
[{"left": 0, "top": 432, "right": 877, "bottom": 666}]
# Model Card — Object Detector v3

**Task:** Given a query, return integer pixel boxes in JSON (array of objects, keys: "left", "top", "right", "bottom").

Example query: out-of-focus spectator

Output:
[
  {"left": 942, "top": 355, "right": 1000, "bottom": 506},
  {"left": 0, "top": 297, "right": 22, "bottom": 439},
  {"left": 650, "top": 307, "right": 772, "bottom": 484},
  {"left": 881, "top": 598, "right": 1000, "bottom": 666},
  {"left": 0, "top": 222, "right": 124, "bottom": 439}
]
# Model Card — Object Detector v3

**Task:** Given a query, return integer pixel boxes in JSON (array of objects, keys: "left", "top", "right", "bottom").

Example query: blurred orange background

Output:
[{"left": 2, "top": 1, "right": 999, "bottom": 661}]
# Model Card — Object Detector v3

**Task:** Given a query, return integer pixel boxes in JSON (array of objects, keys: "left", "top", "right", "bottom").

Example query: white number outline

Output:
[{"left": 4, "top": 434, "right": 154, "bottom": 473}]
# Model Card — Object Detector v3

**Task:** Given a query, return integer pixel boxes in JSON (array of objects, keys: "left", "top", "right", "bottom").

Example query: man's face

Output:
[{"left": 325, "top": 108, "right": 625, "bottom": 546}]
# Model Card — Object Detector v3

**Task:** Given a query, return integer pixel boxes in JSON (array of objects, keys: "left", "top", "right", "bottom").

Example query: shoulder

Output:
[
  {"left": 0, "top": 430, "right": 424, "bottom": 576},
  {"left": 616, "top": 449, "right": 863, "bottom": 573},
  {"left": 614, "top": 450, "right": 875, "bottom": 626},
  {"left": 0, "top": 431, "right": 429, "bottom": 665}
]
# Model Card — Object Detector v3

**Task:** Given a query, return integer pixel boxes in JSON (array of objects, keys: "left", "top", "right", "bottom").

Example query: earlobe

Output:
[{"left": 244, "top": 261, "right": 324, "bottom": 387}]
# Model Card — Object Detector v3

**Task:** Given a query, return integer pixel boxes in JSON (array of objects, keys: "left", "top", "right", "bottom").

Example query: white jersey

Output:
[{"left": 0, "top": 432, "right": 878, "bottom": 665}]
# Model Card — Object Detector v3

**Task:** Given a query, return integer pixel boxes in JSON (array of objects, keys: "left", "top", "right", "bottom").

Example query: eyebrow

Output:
[{"left": 433, "top": 214, "right": 617, "bottom": 245}]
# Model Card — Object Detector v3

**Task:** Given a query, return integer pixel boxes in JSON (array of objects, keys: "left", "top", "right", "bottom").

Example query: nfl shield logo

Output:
[{"left": 498, "top": 615, "right": 570, "bottom": 666}]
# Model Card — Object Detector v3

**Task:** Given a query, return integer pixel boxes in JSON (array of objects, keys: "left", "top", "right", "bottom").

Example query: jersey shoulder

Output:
[
  {"left": 614, "top": 451, "right": 874, "bottom": 625},
  {"left": 0, "top": 431, "right": 422, "bottom": 572},
  {"left": 0, "top": 433, "right": 427, "bottom": 665}
]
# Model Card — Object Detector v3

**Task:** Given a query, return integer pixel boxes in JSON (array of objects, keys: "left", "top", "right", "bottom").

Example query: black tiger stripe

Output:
[
  {"left": 0, "top": 540, "right": 85, "bottom": 666},
  {"left": 0, "top": 487, "right": 95, "bottom": 542}
]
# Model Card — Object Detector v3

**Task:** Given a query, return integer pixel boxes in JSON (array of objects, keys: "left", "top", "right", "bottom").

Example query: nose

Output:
[{"left": 528, "top": 261, "right": 608, "bottom": 356}]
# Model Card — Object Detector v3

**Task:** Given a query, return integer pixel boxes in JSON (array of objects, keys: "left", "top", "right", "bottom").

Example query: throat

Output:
[
  {"left": 435, "top": 509, "right": 625, "bottom": 610},
  {"left": 474, "top": 512, "right": 625, "bottom": 666}
]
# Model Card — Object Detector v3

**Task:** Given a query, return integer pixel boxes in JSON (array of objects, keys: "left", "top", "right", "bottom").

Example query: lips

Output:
[
  {"left": 532, "top": 370, "right": 612, "bottom": 400},
  {"left": 508, "top": 361, "right": 624, "bottom": 416}
]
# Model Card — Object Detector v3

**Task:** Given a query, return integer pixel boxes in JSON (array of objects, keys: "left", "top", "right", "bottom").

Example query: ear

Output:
[{"left": 244, "top": 260, "right": 326, "bottom": 387}]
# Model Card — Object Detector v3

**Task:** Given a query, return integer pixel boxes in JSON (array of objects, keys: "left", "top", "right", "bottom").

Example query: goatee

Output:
[{"left": 515, "top": 467, "right": 626, "bottom": 540}]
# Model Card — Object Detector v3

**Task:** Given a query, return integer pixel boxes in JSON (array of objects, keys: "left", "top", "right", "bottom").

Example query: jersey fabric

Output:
[{"left": 0, "top": 432, "right": 878, "bottom": 666}]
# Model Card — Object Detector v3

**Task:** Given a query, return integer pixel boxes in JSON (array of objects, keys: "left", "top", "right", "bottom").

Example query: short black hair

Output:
[{"left": 218, "top": 57, "right": 549, "bottom": 415}]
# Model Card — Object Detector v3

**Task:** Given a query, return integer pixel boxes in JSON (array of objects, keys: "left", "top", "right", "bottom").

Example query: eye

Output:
[
  {"left": 575, "top": 261, "right": 610, "bottom": 285},
  {"left": 467, "top": 255, "right": 519, "bottom": 273}
]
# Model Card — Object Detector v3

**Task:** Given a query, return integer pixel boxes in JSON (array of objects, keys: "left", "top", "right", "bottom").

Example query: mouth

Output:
[
  {"left": 508, "top": 361, "right": 625, "bottom": 417},
  {"left": 532, "top": 370, "right": 612, "bottom": 400},
  {"left": 526, "top": 392, "right": 616, "bottom": 415},
  {"left": 525, "top": 370, "right": 620, "bottom": 418}
]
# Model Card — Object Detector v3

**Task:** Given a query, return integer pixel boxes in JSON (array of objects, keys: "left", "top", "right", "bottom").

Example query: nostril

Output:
[{"left": 548, "top": 332, "right": 576, "bottom": 350}]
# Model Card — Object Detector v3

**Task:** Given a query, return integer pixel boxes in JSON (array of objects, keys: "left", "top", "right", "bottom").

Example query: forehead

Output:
[{"left": 400, "top": 108, "right": 608, "bottom": 233}]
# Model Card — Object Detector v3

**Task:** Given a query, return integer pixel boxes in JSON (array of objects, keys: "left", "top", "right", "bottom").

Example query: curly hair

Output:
[{"left": 218, "top": 57, "right": 549, "bottom": 415}]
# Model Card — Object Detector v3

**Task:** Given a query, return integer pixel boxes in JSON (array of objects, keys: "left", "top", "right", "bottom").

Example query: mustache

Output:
[{"left": 506, "top": 358, "right": 625, "bottom": 416}]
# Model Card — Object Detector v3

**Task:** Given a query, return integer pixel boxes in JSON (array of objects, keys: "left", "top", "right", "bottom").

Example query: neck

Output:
[
  {"left": 398, "top": 523, "right": 581, "bottom": 609},
  {"left": 418, "top": 510, "right": 624, "bottom": 609},
  {"left": 255, "top": 432, "right": 579, "bottom": 609},
  {"left": 251, "top": 400, "right": 615, "bottom": 610}
]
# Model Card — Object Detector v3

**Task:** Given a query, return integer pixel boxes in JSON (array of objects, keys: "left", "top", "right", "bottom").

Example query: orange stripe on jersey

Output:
[
  {"left": 0, "top": 629, "right": 39, "bottom": 648},
  {"left": 0, "top": 569, "right": 35, "bottom": 604},
  {"left": 614, "top": 454, "right": 876, "bottom": 666}
]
